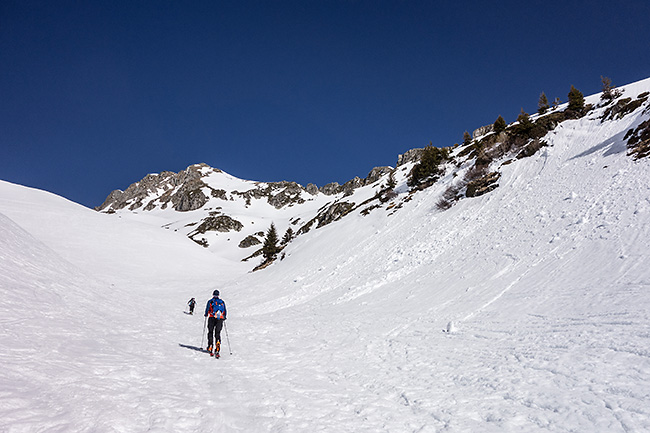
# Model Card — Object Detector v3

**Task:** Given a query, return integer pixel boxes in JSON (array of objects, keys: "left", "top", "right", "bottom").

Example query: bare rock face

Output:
[
  {"left": 211, "top": 189, "right": 228, "bottom": 200},
  {"left": 516, "top": 139, "right": 545, "bottom": 160},
  {"left": 305, "top": 183, "right": 319, "bottom": 195},
  {"left": 342, "top": 177, "right": 363, "bottom": 196},
  {"left": 190, "top": 215, "right": 244, "bottom": 236},
  {"left": 97, "top": 160, "right": 385, "bottom": 215},
  {"left": 266, "top": 182, "right": 306, "bottom": 209},
  {"left": 601, "top": 92, "right": 649, "bottom": 121},
  {"left": 96, "top": 190, "right": 124, "bottom": 213},
  {"left": 320, "top": 182, "right": 341, "bottom": 196},
  {"left": 397, "top": 148, "right": 423, "bottom": 166},
  {"left": 466, "top": 172, "right": 501, "bottom": 198},
  {"left": 626, "top": 118, "right": 650, "bottom": 159},
  {"left": 295, "top": 200, "right": 356, "bottom": 236},
  {"left": 316, "top": 201, "right": 355, "bottom": 228},
  {"left": 232, "top": 188, "right": 265, "bottom": 206},
  {"left": 96, "top": 164, "right": 218, "bottom": 212},
  {"left": 365, "top": 166, "right": 393, "bottom": 185},
  {"left": 473, "top": 124, "right": 494, "bottom": 139},
  {"left": 171, "top": 179, "right": 209, "bottom": 212},
  {"left": 95, "top": 171, "right": 175, "bottom": 211},
  {"left": 239, "top": 234, "right": 262, "bottom": 248}
]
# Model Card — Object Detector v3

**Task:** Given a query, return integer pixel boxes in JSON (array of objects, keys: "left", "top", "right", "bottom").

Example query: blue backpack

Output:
[{"left": 207, "top": 298, "right": 226, "bottom": 319}]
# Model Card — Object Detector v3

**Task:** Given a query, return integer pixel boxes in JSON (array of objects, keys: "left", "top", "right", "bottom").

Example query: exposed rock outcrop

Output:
[
  {"left": 626, "top": 118, "right": 650, "bottom": 160},
  {"left": 316, "top": 201, "right": 355, "bottom": 227},
  {"left": 601, "top": 92, "right": 649, "bottom": 121},
  {"left": 232, "top": 188, "right": 265, "bottom": 205},
  {"left": 211, "top": 189, "right": 228, "bottom": 200},
  {"left": 397, "top": 148, "right": 423, "bottom": 166},
  {"left": 189, "top": 215, "right": 244, "bottom": 236},
  {"left": 305, "top": 183, "right": 319, "bottom": 195},
  {"left": 239, "top": 234, "right": 262, "bottom": 248},
  {"left": 472, "top": 124, "right": 494, "bottom": 139},
  {"left": 96, "top": 164, "right": 217, "bottom": 212},
  {"left": 320, "top": 182, "right": 341, "bottom": 196},
  {"left": 342, "top": 177, "right": 363, "bottom": 196},
  {"left": 171, "top": 180, "right": 209, "bottom": 212},
  {"left": 466, "top": 172, "right": 501, "bottom": 198},
  {"left": 266, "top": 182, "right": 306, "bottom": 208},
  {"left": 365, "top": 166, "right": 393, "bottom": 185}
]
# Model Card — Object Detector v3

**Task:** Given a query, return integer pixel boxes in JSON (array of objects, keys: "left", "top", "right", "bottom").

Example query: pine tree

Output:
[
  {"left": 407, "top": 144, "right": 449, "bottom": 187},
  {"left": 262, "top": 223, "right": 280, "bottom": 262},
  {"left": 281, "top": 227, "right": 294, "bottom": 245},
  {"left": 568, "top": 85, "right": 585, "bottom": 112},
  {"left": 515, "top": 108, "right": 534, "bottom": 137},
  {"left": 463, "top": 131, "right": 472, "bottom": 146},
  {"left": 538, "top": 92, "right": 550, "bottom": 114},
  {"left": 493, "top": 115, "right": 507, "bottom": 134},
  {"left": 517, "top": 108, "right": 530, "bottom": 124}
]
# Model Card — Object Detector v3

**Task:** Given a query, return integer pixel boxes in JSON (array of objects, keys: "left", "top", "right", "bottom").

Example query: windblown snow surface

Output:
[{"left": 2, "top": 80, "right": 650, "bottom": 432}]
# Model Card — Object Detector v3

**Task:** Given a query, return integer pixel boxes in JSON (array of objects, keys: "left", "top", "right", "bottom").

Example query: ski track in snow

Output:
[{"left": 2, "top": 81, "right": 650, "bottom": 432}]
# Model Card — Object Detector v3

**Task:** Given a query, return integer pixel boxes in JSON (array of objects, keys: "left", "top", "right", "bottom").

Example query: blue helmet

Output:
[{"left": 213, "top": 290, "right": 220, "bottom": 297}]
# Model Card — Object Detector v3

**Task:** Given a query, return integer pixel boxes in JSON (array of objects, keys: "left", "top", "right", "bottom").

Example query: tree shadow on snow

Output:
[{"left": 570, "top": 130, "right": 628, "bottom": 159}]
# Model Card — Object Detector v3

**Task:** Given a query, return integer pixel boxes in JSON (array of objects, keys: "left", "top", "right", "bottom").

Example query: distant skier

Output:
[
  {"left": 204, "top": 290, "right": 227, "bottom": 357},
  {"left": 188, "top": 298, "right": 196, "bottom": 314}
]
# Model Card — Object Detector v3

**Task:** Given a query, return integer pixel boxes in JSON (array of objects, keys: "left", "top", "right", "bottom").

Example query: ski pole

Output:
[
  {"left": 224, "top": 321, "right": 232, "bottom": 355},
  {"left": 201, "top": 315, "right": 207, "bottom": 349}
]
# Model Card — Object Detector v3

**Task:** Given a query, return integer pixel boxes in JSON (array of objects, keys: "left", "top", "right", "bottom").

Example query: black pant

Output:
[{"left": 207, "top": 317, "right": 223, "bottom": 347}]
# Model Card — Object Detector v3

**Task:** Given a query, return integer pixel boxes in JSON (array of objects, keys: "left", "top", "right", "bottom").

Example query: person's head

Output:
[{"left": 213, "top": 290, "right": 220, "bottom": 297}]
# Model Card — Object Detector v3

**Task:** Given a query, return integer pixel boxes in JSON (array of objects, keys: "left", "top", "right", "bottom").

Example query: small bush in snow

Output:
[
  {"left": 600, "top": 76, "right": 622, "bottom": 101},
  {"left": 436, "top": 185, "right": 462, "bottom": 210}
]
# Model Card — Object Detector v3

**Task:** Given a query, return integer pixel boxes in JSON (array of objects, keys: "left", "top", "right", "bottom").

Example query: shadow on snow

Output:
[{"left": 178, "top": 343, "right": 210, "bottom": 353}]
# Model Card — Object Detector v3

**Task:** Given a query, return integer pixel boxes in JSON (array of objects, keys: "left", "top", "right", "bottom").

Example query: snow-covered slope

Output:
[
  {"left": 1, "top": 78, "right": 650, "bottom": 432},
  {"left": 0, "top": 181, "right": 245, "bottom": 288}
]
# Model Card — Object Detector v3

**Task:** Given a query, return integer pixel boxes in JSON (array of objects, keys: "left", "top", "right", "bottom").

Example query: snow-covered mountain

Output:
[
  {"left": 1, "top": 78, "right": 649, "bottom": 432},
  {"left": 94, "top": 159, "right": 398, "bottom": 263},
  {"left": 92, "top": 78, "right": 650, "bottom": 272}
]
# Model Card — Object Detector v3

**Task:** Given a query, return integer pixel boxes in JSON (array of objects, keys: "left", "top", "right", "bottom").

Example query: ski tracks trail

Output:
[
  {"left": 172, "top": 310, "right": 438, "bottom": 432},
  {"left": 171, "top": 289, "right": 650, "bottom": 433}
]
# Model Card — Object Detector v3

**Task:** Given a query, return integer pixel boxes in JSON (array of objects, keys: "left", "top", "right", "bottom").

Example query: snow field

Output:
[{"left": 1, "top": 78, "right": 650, "bottom": 431}]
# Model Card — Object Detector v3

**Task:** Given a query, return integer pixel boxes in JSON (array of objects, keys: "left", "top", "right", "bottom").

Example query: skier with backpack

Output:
[
  {"left": 204, "top": 290, "right": 227, "bottom": 357},
  {"left": 187, "top": 297, "right": 196, "bottom": 314}
]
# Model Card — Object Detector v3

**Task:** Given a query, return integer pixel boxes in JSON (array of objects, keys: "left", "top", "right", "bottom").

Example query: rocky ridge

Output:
[
  {"left": 97, "top": 164, "right": 396, "bottom": 214},
  {"left": 96, "top": 78, "right": 650, "bottom": 269},
  {"left": 96, "top": 159, "right": 407, "bottom": 259}
]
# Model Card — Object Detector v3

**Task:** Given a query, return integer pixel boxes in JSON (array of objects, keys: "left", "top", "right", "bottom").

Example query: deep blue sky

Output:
[{"left": 2, "top": 1, "right": 649, "bottom": 208}]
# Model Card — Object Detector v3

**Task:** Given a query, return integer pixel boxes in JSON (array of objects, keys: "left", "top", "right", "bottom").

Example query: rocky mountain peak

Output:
[{"left": 96, "top": 163, "right": 220, "bottom": 213}]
